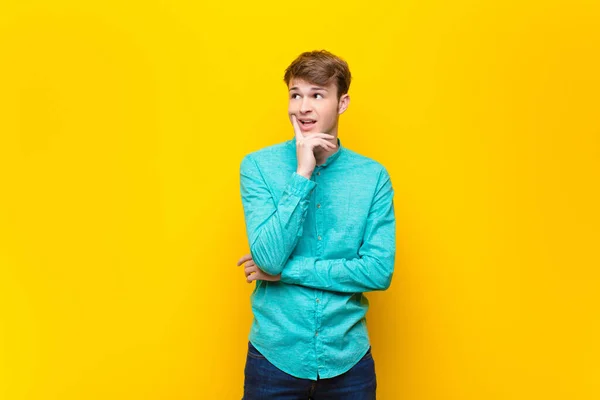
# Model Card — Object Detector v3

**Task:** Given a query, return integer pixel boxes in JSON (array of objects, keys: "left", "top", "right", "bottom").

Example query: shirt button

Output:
[
  {"left": 316, "top": 203, "right": 321, "bottom": 208},
  {"left": 317, "top": 235, "right": 322, "bottom": 241},
  {"left": 316, "top": 299, "right": 320, "bottom": 303},
  {"left": 315, "top": 331, "right": 319, "bottom": 336},
  {"left": 317, "top": 172, "right": 321, "bottom": 176}
]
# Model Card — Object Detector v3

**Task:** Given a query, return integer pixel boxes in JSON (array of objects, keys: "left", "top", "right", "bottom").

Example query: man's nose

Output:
[{"left": 300, "top": 98, "right": 312, "bottom": 113}]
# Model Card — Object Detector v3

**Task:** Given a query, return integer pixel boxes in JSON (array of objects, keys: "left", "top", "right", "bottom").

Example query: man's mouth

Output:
[{"left": 299, "top": 119, "right": 317, "bottom": 129}]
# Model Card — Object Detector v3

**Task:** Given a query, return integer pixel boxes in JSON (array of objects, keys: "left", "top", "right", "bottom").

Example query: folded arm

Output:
[{"left": 280, "top": 168, "right": 396, "bottom": 293}]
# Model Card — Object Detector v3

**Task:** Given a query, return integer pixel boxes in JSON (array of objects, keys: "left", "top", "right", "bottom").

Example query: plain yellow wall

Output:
[{"left": 1, "top": 0, "right": 599, "bottom": 399}]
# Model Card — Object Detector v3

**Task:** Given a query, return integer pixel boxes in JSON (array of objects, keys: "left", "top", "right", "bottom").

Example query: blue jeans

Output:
[{"left": 243, "top": 342, "right": 377, "bottom": 399}]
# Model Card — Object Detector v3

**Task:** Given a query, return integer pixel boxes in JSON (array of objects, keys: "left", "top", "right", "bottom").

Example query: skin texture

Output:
[{"left": 237, "top": 77, "right": 350, "bottom": 281}]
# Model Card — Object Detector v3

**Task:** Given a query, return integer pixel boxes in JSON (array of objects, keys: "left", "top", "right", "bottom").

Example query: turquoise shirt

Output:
[{"left": 240, "top": 135, "right": 396, "bottom": 380}]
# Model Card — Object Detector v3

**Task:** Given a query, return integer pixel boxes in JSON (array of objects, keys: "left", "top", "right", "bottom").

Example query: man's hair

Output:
[{"left": 283, "top": 50, "right": 351, "bottom": 99}]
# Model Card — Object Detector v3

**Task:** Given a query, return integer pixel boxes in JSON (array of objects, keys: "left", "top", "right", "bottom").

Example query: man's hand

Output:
[
  {"left": 291, "top": 115, "right": 337, "bottom": 179},
  {"left": 236, "top": 254, "right": 281, "bottom": 283}
]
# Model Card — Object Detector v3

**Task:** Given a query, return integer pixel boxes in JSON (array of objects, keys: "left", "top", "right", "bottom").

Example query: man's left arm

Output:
[{"left": 279, "top": 168, "right": 396, "bottom": 293}]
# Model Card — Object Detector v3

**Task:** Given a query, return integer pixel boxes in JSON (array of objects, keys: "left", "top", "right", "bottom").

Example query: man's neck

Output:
[{"left": 314, "top": 135, "right": 339, "bottom": 166}]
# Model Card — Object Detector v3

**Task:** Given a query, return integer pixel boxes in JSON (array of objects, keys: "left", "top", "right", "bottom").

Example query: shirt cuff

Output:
[{"left": 286, "top": 172, "right": 316, "bottom": 199}]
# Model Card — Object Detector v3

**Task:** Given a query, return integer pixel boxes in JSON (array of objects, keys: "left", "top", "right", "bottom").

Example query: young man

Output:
[{"left": 237, "top": 50, "right": 396, "bottom": 399}]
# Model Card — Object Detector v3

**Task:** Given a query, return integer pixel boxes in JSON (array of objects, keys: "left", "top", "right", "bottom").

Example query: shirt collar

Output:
[{"left": 288, "top": 135, "right": 343, "bottom": 168}]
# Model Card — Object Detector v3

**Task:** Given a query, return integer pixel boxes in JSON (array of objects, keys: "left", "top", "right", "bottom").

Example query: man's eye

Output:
[
  {"left": 314, "top": 93, "right": 323, "bottom": 99},
  {"left": 291, "top": 94, "right": 300, "bottom": 99}
]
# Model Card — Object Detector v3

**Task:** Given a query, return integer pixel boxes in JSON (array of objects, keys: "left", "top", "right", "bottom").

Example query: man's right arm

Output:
[{"left": 240, "top": 154, "right": 316, "bottom": 276}]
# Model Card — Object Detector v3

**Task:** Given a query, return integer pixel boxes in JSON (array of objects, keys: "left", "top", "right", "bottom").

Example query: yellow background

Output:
[{"left": 1, "top": 0, "right": 599, "bottom": 399}]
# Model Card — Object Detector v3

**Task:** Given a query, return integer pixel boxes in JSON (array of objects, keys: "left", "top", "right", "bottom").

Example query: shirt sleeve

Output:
[
  {"left": 280, "top": 168, "right": 396, "bottom": 293},
  {"left": 240, "top": 154, "right": 316, "bottom": 276}
]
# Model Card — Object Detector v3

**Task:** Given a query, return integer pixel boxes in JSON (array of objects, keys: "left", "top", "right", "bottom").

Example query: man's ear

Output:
[{"left": 338, "top": 94, "right": 350, "bottom": 115}]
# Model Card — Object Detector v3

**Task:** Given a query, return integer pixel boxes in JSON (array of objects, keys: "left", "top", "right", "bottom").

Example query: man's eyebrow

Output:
[{"left": 289, "top": 86, "right": 329, "bottom": 92}]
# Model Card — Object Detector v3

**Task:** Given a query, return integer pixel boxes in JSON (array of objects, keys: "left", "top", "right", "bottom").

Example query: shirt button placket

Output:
[
  {"left": 315, "top": 167, "right": 323, "bottom": 252},
  {"left": 313, "top": 166, "right": 324, "bottom": 370}
]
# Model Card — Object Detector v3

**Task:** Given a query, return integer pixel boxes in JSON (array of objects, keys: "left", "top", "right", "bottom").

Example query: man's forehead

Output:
[{"left": 288, "top": 78, "right": 334, "bottom": 91}]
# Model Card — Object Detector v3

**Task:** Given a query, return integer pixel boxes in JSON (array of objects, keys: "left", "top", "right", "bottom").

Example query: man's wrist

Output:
[{"left": 296, "top": 169, "right": 313, "bottom": 179}]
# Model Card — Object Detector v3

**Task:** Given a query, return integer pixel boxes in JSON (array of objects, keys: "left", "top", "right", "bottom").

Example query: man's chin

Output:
[{"left": 303, "top": 126, "right": 321, "bottom": 134}]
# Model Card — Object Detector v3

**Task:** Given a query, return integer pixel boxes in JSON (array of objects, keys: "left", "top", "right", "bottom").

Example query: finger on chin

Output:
[{"left": 291, "top": 115, "right": 303, "bottom": 138}]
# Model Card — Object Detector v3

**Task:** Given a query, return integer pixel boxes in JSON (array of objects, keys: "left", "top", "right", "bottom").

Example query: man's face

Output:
[{"left": 288, "top": 78, "right": 349, "bottom": 135}]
